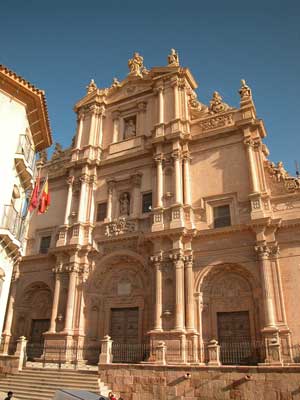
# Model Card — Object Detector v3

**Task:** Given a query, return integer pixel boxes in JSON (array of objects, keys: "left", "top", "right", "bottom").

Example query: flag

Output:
[
  {"left": 38, "top": 178, "right": 51, "bottom": 214},
  {"left": 28, "top": 177, "right": 40, "bottom": 212}
]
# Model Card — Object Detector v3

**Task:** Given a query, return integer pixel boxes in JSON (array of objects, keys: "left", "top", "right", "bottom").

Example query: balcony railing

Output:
[
  {"left": 16, "top": 134, "right": 36, "bottom": 171},
  {"left": 0, "top": 205, "right": 27, "bottom": 244}
]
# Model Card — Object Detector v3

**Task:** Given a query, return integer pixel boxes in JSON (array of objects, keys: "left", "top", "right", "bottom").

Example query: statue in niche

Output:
[
  {"left": 128, "top": 52, "right": 144, "bottom": 77},
  {"left": 119, "top": 192, "right": 130, "bottom": 216},
  {"left": 124, "top": 118, "right": 136, "bottom": 139},
  {"left": 168, "top": 48, "right": 179, "bottom": 67}
]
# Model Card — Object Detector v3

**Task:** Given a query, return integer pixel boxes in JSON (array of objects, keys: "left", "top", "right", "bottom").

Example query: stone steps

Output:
[{"left": 0, "top": 366, "right": 110, "bottom": 400}]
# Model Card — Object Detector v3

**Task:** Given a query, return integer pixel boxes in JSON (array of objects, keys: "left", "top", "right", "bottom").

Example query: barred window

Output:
[
  {"left": 39, "top": 236, "right": 51, "bottom": 254},
  {"left": 213, "top": 205, "right": 231, "bottom": 228},
  {"left": 142, "top": 192, "right": 152, "bottom": 213},
  {"left": 96, "top": 202, "right": 107, "bottom": 222}
]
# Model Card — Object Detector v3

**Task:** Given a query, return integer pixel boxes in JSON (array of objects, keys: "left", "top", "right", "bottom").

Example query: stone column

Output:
[
  {"left": 63, "top": 265, "right": 78, "bottom": 334},
  {"left": 78, "top": 175, "right": 89, "bottom": 223},
  {"left": 88, "top": 175, "right": 97, "bottom": 224},
  {"left": 170, "top": 252, "right": 185, "bottom": 331},
  {"left": 64, "top": 176, "right": 74, "bottom": 225},
  {"left": 184, "top": 255, "right": 195, "bottom": 331},
  {"left": 75, "top": 112, "right": 84, "bottom": 149},
  {"left": 150, "top": 254, "right": 163, "bottom": 331},
  {"left": 106, "top": 179, "right": 115, "bottom": 222},
  {"left": 172, "top": 81, "right": 179, "bottom": 120},
  {"left": 112, "top": 111, "right": 121, "bottom": 143},
  {"left": 48, "top": 265, "right": 62, "bottom": 333},
  {"left": 183, "top": 151, "right": 191, "bottom": 205},
  {"left": 154, "top": 154, "right": 163, "bottom": 208},
  {"left": 172, "top": 149, "right": 183, "bottom": 204},
  {"left": 2, "top": 271, "right": 19, "bottom": 354},
  {"left": 244, "top": 138, "right": 260, "bottom": 193},
  {"left": 255, "top": 244, "right": 276, "bottom": 328},
  {"left": 96, "top": 106, "right": 105, "bottom": 148},
  {"left": 88, "top": 105, "right": 98, "bottom": 146},
  {"left": 158, "top": 87, "right": 164, "bottom": 124},
  {"left": 196, "top": 292, "right": 205, "bottom": 363},
  {"left": 131, "top": 172, "right": 142, "bottom": 218}
]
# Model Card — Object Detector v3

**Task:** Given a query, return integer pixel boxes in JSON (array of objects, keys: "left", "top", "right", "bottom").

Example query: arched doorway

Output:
[
  {"left": 14, "top": 282, "right": 52, "bottom": 359},
  {"left": 85, "top": 251, "right": 150, "bottom": 363},
  {"left": 200, "top": 264, "right": 261, "bottom": 364}
]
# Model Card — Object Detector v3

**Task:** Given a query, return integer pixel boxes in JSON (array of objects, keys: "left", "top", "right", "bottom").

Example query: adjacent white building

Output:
[{"left": 0, "top": 65, "right": 52, "bottom": 340}]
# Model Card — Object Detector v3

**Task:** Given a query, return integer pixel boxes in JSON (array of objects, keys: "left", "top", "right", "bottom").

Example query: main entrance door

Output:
[
  {"left": 217, "top": 311, "right": 257, "bottom": 365},
  {"left": 27, "top": 319, "right": 50, "bottom": 360},
  {"left": 110, "top": 307, "right": 139, "bottom": 344},
  {"left": 110, "top": 307, "right": 145, "bottom": 363}
]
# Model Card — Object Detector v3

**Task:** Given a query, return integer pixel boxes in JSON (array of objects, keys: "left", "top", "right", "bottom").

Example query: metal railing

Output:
[
  {"left": 112, "top": 342, "right": 150, "bottom": 363},
  {"left": 219, "top": 340, "right": 264, "bottom": 365},
  {"left": 16, "top": 134, "right": 36, "bottom": 171},
  {"left": 26, "top": 342, "right": 102, "bottom": 368},
  {"left": 0, "top": 205, "right": 27, "bottom": 243}
]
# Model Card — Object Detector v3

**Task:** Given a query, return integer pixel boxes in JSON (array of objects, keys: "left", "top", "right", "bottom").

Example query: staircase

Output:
[{"left": 0, "top": 366, "right": 110, "bottom": 400}]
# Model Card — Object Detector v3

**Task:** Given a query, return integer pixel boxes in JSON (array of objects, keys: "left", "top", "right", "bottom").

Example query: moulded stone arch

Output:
[{"left": 197, "top": 263, "right": 261, "bottom": 343}]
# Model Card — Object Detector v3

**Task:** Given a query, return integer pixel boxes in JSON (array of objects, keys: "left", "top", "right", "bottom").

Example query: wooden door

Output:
[
  {"left": 217, "top": 311, "right": 255, "bottom": 365},
  {"left": 110, "top": 307, "right": 139, "bottom": 344},
  {"left": 27, "top": 319, "right": 50, "bottom": 360}
]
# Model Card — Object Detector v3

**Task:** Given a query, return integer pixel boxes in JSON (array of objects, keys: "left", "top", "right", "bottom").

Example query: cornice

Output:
[{"left": 0, "top": 64, "right": 52, "bottom": 150}]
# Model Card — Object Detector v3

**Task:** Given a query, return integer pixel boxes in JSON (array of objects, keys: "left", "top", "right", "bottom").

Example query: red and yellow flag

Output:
[
  {"left": 38, "top": 178, "right": 51, "bottom": 214},
  {"left": 28, "top": 177, "right": 40, "bottom": 212}
]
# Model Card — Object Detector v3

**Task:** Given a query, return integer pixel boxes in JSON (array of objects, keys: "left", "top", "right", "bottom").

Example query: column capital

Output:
[
  {"left": 150, "top": 252, "right": 163, "bottom": 265},
  {"left": 255, "top": 244, "right": 271, "bottom": 260},
  {"left": 182, "top": 150, "right": 191, "bottom": 161},
  {"left": 171, "top": 149, "right": 182, "bottom": 161},
  {"left": 52, "top": 262, "right": 64, "bottom": 274},
  {"left": 90, "top": 104, "right": 105, "bottom": 116},
  {"left": 66, "top": 176, "right": 75, "bottom": 186},
  {"left": 137, "top": 101, "right": 147, "bottom": 112},
  {"left": 244, "top": 137, "right": 254, "bottom": 148},
  {"left": 131, "top": 172, "right": 143, "bottom": 187},
  {"left": 154, "top": 153, "right": 164, "bottom": 164},
  {"left": 65, "top": 263, "right": 80, "bottom": 273},
  {"left": 79, "top": 174, "right": 89, "bottom": 184},
  {"left": 106, "top": 178, "right": 116, "bottom": 190},
  {"left": 170, "top": 77, "right": 179, "bottom": 87},
  {"left": 169, "top": 250, "right": 185, "bottom": 265},
  {"left": 184, "top": 254, "right": 193, "bottom": 267}
]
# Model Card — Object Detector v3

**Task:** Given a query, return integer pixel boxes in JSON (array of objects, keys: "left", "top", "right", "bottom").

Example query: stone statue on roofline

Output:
[
  {"left": 128, "top": 52, "right": 144, "bottom": 78},
  {"left": 52, "top": 142, "right": 63, "bottom": 159},
  {"left": 111, "top": 77, "right": 121, "bottom": 88},
  {"left": 168, "top": 48, "right": 179, "bottom": 67},
  {"left": 239, "top": 79, "right": 252, "bottom": 100},
  {"left": 86, "top": 79, "right": 97, "bottom": 94}
]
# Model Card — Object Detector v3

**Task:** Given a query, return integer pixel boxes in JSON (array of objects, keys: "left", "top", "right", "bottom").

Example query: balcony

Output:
[
  {"left": 15, "top": 134, "right": 36, "bottom": 189},
  {"left": 0, "top": 205, "right": 27, "bottom": 250}
]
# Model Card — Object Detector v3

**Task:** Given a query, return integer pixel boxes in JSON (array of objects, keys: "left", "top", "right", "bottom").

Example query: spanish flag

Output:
[{"left": 38, "top": 178, "right": 51, "bottom": 214}]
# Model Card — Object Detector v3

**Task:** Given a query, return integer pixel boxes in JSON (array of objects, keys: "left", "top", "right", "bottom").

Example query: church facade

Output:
[{"left": 2, "top": 51, "right": 300, "bottom": 365}]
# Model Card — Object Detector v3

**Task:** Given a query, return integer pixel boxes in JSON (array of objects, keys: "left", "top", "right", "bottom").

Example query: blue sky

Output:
[{"left": 1, "top": 0, "right": 300, "bottom": 174}]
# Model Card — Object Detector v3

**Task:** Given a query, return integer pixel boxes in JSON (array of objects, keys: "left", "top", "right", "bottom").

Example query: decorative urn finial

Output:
[{"left": 239, "top": 79, "right": 252, "bottom": 100}]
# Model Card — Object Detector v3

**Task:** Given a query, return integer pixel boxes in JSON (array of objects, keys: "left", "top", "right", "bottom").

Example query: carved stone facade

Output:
[{"left": 2, "top": 51, "right": 300, "bottom": 366}]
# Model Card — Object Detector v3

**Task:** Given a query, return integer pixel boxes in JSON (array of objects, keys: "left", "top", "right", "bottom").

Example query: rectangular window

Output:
[
  {"left": 213, "top": 205, "right": 231, "bottom": 228},
  {"left": 142, "top": 192, "right": 152, "bottom": 213},
  {"left": 39, "top": 236, "right": 51, "bottom": 254},
  {"left": 96, "top": 202, "right": 107, "bottom": 222}
]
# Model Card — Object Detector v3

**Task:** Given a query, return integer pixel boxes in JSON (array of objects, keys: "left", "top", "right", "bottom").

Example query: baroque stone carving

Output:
[
  {"left": 124, "top": 119, "right": 136, "bottom": 139},
  {"left": 167, "top": 48, "right": 179, "bottom": 67},
  {"left": 38, "top": 149, "right": 47, "bottom": 163},
  {"left": 209, "top": 91, "right": 231, "bottom": 114},
  {"left": 119, "top": 192, "right": 130, "bottom": 215},
  {"left": 86, "top": 79, "right": 97, "bottom": 94},
  {"left": 188, "top": 90, "right": 207, "bottom": 113},
  {"left": 265, "top": 160, "right": 300, "bottom": 192},
  {"left": 52, "top": 142, "right": 63, "bottom": 159},
  {"left": 105, "top": 217, "right": 136, "bottom": 237},
  {"left": 111, "top": 77, "right": 121, "bottom": 88},
  {"left": 199, "top": 113, "right": 233, "bottom": 132},
  {"left": 128, "top": 52, "right": 144, "bottom": 78}
]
